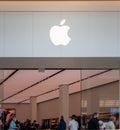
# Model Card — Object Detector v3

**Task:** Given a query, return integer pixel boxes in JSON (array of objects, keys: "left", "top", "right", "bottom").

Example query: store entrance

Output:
[{"left": 0, "top": 69, "right": 119, "bottom": 129}]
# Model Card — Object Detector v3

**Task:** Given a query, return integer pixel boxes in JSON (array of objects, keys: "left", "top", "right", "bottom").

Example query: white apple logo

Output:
[{"left": 49, "top": 19, "right": 71, "bottom": 46}]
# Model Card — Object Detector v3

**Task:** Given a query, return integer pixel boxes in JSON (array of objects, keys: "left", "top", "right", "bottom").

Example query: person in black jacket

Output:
[
  {"left": 58, "top": 116, "right": 66, "bottom": 130},
  {"left": 88, "top": 112, "right": 99, "bottom": 130},
  {"left": 0, "top": 109, "right": 10, "bottom": 130}
]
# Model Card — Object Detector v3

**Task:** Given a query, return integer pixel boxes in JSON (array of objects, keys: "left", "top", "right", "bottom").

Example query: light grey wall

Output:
[{"left": 0, "top": 12, "right": 120, "bottom": 57}]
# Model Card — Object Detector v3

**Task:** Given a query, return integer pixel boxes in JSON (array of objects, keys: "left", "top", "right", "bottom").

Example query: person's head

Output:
[
  {"left": 33, "top": 120, "right": 36, "bottom": 123},
  {"left": 61, "top": 116, "right": 64, "bottom": 119},
  {"left": 71, "top": 114, "right": 76, "bottom": 120},
  {"left": 10, "top": 113, "right": 16, "bottom": 119},
  {"left": 4, "top": 109, "right": 9, "bottom": 114},
  {"left": 13, "top": 117, "right": 17, "bottom": 122},
  {"left": 93, "top": 112, "right": 99, "bottom": 118}
]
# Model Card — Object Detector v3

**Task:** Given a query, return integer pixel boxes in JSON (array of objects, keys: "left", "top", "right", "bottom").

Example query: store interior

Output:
[{"left": 0, "top": 69, "right": 119, "bottom": 129}]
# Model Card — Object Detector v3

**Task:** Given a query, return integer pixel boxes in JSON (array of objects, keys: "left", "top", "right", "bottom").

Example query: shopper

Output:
[
  {"left": 58, "top": 116, "right": 66, "bottom": 130},
  {"left": 105, "top": 116, "right": 116, "bottom": 130},
  {"left": 0, "top": 109, "right": 10, "bottom": 130},
  {"left": 0, "top": 117, "right": 3, "bottom": 129},
  {"left": 31, "top": 120, "right": 39, "bottom": 130},
  {"left": 69, "top": 114, "right": 79, "bottom": 130},
  {"left": 8, "top": 113, "right": 18, "bottom": 130},
  {"left": 99, "top": 120, "right": 106, "bottom": 130},
  {"left": 87, "top": 112, "right": 99, "bottom": 130}
]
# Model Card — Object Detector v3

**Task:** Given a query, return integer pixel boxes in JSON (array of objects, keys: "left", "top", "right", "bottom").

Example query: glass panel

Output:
[
  {"left": 80, "top": 70, "right": 119, "bottom": 129},
  {"left": 0, "top": 70, "right": 4, "bottom": 104}
]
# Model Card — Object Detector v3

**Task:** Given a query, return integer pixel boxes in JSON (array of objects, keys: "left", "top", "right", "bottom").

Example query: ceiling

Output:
[
  {"left": 0, "top": 69, "right": 119, "bottom": 104},
  {"left": 0, "top": 1, "right": 120, "bottom": 12}
]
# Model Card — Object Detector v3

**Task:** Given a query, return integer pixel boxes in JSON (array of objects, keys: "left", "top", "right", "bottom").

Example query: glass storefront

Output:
[
  {"left": 78, "top": 70, "right": 119, "bottom": 129},
  {"left": 0, "top": 69, "right": 119, "bottom": 129}
]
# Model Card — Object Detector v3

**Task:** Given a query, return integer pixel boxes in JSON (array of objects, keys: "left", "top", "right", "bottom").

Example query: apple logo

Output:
[{"left": 49, "top": 19, "right": 71, "bottom": 46}]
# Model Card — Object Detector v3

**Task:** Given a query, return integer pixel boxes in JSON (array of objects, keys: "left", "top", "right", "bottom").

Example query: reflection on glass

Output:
[
  {"left": 79, "top": 70, "right": 119, "bottom": 129},
  {"left": 99, "top": 99, "right": 119, "bottom": 107}
]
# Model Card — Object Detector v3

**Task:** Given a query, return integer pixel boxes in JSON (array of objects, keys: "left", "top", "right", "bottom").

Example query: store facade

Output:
[{"left": 0, "top": 1, "right": 120, "bottom": 129}]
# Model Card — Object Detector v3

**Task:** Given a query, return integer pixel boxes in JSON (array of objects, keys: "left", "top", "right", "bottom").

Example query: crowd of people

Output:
[
  {"left": 0, "top": 109, "right": 119, "bottom": 130},
  {"left": 58, "top": 113, "right": 119, "bottom": 130},
  {"left": 87, "top": 112, "right": 118, "bottom": 130}
]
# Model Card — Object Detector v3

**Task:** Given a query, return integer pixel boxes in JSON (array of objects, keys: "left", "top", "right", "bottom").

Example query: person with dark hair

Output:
[
  {"left": 88, "top": 112, "right": 99, "bottom": 130},
  {"left": 69, "top": 114, "right": 79, "bottom": 130},
  {"left": 0, "top": 109, "right": 10, "bottom": 130},
  {"left": 31, "top": 120, "right": 39, "bottom": 130},
  {"left": 58, "top": 116, "right": 66, "bottom": 130}
]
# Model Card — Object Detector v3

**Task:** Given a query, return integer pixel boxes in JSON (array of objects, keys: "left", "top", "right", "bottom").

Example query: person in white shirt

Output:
[
  {"left": 69, "top": 114, "right": 79, "bottom": 130},
  {"left": 99, "top": 120, "right": 106, "bottom": 130},
  {"left": 105, "top": 116, "right": 116, "bottom": 130}
]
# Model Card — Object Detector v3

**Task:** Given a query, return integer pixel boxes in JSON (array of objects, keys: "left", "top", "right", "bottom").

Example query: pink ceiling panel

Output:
[
  {"left": 1, "top": 70, "right": 119, "bottom": 103},
  {"left": 3, "top": 70, "right": 60, "bottom": 98}
]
